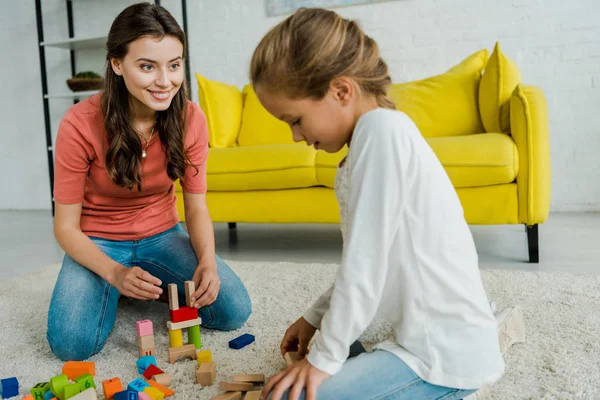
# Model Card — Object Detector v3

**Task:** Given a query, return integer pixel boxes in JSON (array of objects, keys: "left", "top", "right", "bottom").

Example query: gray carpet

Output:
[{"left": 1, "top": 262, "right": 599, "bottom": 399}]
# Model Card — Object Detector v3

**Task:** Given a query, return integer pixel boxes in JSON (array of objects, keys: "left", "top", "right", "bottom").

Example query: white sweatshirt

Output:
[{"left": 304, "top": 108, "right": 505, "bottom": 389}]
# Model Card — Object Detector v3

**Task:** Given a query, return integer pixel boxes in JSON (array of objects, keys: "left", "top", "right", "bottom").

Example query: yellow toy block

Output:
[
  {"left": 143, "top": 386, "right": 165, "bottom": 400},
  {"left": 197, "top": 350, "right": 213, "bottom": 365},
  {"left": 168, "top": 329, "right": 183, "bottom": 348}
]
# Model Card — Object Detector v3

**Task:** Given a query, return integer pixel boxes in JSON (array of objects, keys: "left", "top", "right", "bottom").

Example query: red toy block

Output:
[
  {"left": 168, "top": 306, "right": 197, "bottom": 323},
  {"left": 136, "top": 320, "right": 154, "bottom": 337},
  {"left": 142, "top": 364, "right": 164, "bottom": 380},
  {"left": 62, "top": 361, "right": 95, "bottom": 380}
]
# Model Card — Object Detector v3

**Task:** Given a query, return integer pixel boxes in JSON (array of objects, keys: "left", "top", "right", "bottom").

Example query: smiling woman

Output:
[{"left": 46, "top": 3, "right": 252, "bottom": 362}]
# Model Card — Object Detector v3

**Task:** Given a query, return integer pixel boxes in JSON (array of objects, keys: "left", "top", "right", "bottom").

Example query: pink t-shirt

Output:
[{"left": 53, "top": 93, "right": 208, "bottom": 240}]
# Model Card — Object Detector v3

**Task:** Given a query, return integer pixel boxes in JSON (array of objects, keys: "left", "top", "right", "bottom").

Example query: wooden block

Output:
[
  {"left": 62, "top": 361, "right": 96, "bottom": 380},
  {"left": 136, "top": 320, "right": 154, "bottom": 337},
  {"left": 102, "top": 378, "right": 122, "bottom": 400},
  {"left": 167, "top": 317, "right": 202, "bottom": 331},
  {"left": 142, "top": 364, "right": 164, "bottom": 380},
  {"left": 168, "top": 284, "right": 179, "bottom": 311},
  {"left": 196, "top": 362, "right": 216, "bottom": 386},
  {"left": 128, "top": 378, "right": 150, "bottom": 392},
  {"left": 138, "top": 393, "right": 151, "bottom": 400},
  {"left": 188, "top": 325, "right": 202, "bottom": 349},
  {"left": 74, "top": 374, "right": 96, "bottom": 391},
  {"left": 138, "top": 335, "right": 155, "bottom": 349},
  {"left": 49, "top": 374, "right": 69, "bottom": 399},
  {"left": 168, "top": 344, "right": 198, "bottom": 364},
  {"left": 197, "top": 350, "right": 213, "bottom": 365},
  {"left": 168, "top": 329, "right": 183, "bottom": 348},
  {"left": 31, "top": 381, "right": 50, "bottom": 400},
  {"left": 169, "top": 306, "right": 198, "bottom": 323},
  {"left": 152, "top": 374, "right": 171, "bottom": 388},
  {"left": 63, "top": 382, "right": 82, "bottom": 399},
  {"left": 113, "top": 390, "right": 139, "bottom": 400},
  {"left": 184, "top": 281, "right": 195, "bottom": 307},
  {"left": 23, "top": 395, "right": 35, "bottom": 400},
  {"left": 244, "top": 391, "right": 262, "bottom": 400},
  {"left": 284, "top": 351, "right": 301, "bottom": 366},
  {"left": 211, "top": 392, "right": 242, "bottom": 400},
  {"left": 218, "top": 381, "right": 254, "bottom": 391},
  {"left": 145, "top": 380, "right": 175, "bottom": 397},
  {"left": 139, "top": 346, "right": 155, "bottom": 358},
  {"left": 143, "top": 386, "right": 164, "bottom": 400},
  {"left": 136, "top": 355, "right": 158, "bottom": 374},
  {"left": 228, "top": 333, "right": 255, "bottom": 350},
  {"left": 232, "top": 374, "right": 265, "bottom": 384},
  {"left": 70, "top": 388, "right": 97, "bottom": 400}
]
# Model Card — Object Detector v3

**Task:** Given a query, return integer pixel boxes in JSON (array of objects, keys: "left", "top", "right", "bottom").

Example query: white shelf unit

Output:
[
  {"left": 40, "top": 35, "right": 107, "bottom": 51},
  {"left": 44, "top": 90, "right": 100, "bottom": 100}
]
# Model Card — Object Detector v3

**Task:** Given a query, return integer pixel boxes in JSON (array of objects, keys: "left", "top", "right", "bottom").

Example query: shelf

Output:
[
  {"left": 40, "top": 36, "right": 106, "bottom": 51},
  {"left": 44, "top": 90, "right": 100, "bottom": 100}
]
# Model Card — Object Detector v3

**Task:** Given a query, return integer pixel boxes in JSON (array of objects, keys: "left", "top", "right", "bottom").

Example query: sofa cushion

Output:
[
  {"left": 206, "top": 143, "right": 318, "bottom": 191},
  {"left": 388, "top": 49, "right": 488, "bottom": 138},
  {"left": 237, "top": 85, "right": 296, "bottom": 147},
  {"left": 196, "top": 73, "right": 243, "bottom": 148},
  {"left": 426, "top": 133, "right": 519, "bottom": 188},
  {"left": 479, "top": 42, "right": 522, "bottom": 133}
]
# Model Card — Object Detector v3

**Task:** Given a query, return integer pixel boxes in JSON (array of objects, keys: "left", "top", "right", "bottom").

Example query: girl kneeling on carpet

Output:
[
  {"left": 251, "top": 8, "right": 523, "bottom": 400},
  {"left": 47, "top": 3, "right": 251, "bottom": 361}
]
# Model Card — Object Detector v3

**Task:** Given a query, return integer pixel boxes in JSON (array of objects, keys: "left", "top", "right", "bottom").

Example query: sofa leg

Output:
[
  {"left": 228, "top": 222, "right": 238, "bottom": 246},
  {"left": 526, "top": 224, "right": 539, "bottom": 263},
  {"left": 228, "top": 222, "right": 237, "bottom": 230}
]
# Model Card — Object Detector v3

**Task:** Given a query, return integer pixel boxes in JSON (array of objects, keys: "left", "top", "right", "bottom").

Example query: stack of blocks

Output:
[
  {"left": 136, "top": 320, "right": 155, "bottom": 357},
  {"left": 167, "top": 282, "right": 202, "bottom": 364},
  {"left": 23, "top": 361, "right": 97, "bottom": 400},
  {"left": 211, "top": 374, "right": 264, "bottom": 400}
]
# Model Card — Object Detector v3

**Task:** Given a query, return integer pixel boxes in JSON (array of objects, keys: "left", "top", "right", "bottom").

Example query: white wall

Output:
[{"left": 3, "top": 0, "right": 600, "bottom": 211}]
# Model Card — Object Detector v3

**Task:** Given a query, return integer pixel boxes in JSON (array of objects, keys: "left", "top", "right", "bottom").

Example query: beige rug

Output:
[{"left": 1, "top": 261, "right": 599, "bottom": 399}]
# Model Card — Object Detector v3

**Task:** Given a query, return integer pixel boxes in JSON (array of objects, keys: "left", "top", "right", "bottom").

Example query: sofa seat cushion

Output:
[
  {"left": 426, "top": 133, "right": 519, "bottom": 188},
  {"left": 206, "top": 143, "right": 318, "bottom": 191}
]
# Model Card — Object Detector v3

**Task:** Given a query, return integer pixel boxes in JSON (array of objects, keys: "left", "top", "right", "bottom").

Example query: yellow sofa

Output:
[{"left": 176, "top": 43, "right": 550, "bottom": 263}]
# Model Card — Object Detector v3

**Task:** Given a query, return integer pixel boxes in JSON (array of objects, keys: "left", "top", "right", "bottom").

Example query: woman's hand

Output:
[
  {"left": 281, "top": 317, "right": 317, "bottom": 357},
  {"left": 109, "top": 265, "right": 162, "bottom": 300},
  {"left": 190, "top": 263, "right": 220, "bottom": 308},
  {"left": 263, "top": 358, "right": 330, "bottom": 400}
]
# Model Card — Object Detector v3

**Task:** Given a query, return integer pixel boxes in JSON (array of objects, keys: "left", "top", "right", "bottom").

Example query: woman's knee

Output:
[
  {"left": 202, "top": 288, "right": 252, "bottom": 331},
  {"left": 46, "top": 324, "right": 104, "bottom": 361}
]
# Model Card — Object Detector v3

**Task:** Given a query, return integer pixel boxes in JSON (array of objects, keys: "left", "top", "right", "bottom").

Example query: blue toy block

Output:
[
  {"left": 228, "top": 333, "right": 255, "bottom": 349},
  {"left": 127, "top": 378, "right": 150, "bottom": 393},
  {"left": 44, "top": 389, "right": 55, "bottom": 400},
  {"left": 114, "top": 390, "right": 139, "bottom": 400},
  {"left": 136, "top": 355, "right": 157, "bottom": 374},
  {"left": 0, "top": 377, "right": 19, "bottom": 399}
]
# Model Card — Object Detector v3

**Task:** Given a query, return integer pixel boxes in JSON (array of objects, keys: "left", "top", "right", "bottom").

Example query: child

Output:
[
  {"left": 250, "top": 8, "right": 523, "bottom": 400},
  {"left": 47, "top": 3, "right": 251, "bottom": 361}
]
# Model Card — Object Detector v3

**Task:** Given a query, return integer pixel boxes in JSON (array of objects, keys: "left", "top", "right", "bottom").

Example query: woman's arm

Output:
[
  {"left": 54, "top": 202, "right": 162, "bottom": 300},
  {"left": 183, "top": 191, "right": 220, "bottom": 308}
]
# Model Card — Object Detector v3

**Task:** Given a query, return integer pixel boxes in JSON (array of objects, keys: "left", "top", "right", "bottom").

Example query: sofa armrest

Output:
[{"left": 510, "top": 84, "right": 551, "bottom": 225}]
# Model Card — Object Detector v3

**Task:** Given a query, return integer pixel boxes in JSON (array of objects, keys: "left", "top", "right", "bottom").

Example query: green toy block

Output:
[
  {"left": 31, "top": 382, "right": 50, "bottom": 400},
  {"left": 187, "top": 325, "right": 201, "bottom": 349},
  {"left": 50, "top": 374, "right": 69, "bottom": 400},
  {"left": 63, "top": 383, "right": 82, "bottom": 399},
  {"left": 74, "top": 374, "right": 96, "bottom": 391}
]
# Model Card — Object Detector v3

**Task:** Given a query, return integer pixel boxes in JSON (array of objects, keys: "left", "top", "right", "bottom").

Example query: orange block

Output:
[
  {"left": 62, "top": 361, "right": 95, "bottom": 380},
  {"left": 145, "top": 379, "right": 175, "bottom": 397},
  {"left": 102, "top": 377, "right": 123, "bottom": 400},
  {"left": 22, "top": 396, "right": 34, "bottom": 400}
]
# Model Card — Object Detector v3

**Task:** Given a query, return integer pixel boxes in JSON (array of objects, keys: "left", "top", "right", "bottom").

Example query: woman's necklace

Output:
[{"left": 141, "top": 117, "right": 158, "bottom": 159}]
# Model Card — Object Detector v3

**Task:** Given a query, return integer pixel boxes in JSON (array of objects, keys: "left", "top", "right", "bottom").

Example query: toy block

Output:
[
  {"left": 284, "top": 351, "right": 301, "bottom": 366},
  {"left": 196, "top": 362, "right": 216, "bottom": 386},
  {"left": 142, "top": 387, "right": 164, "bottom": 400},
  {"left": 244, "top": 391, "right": 262, "bottom": 400},
  {"left": 166, "top": 317, "right": 202, "bottom": 331},
  {"left": 137, "top": 335, "right": 155, "bottom": 349},
  {"left": 44, "top": 389, "right": 55, "bottom": 400},
  {"left": 138, "top": 393, "right": 151, "bottom": 400},
  {"left": 168, "top": 344, "right": 197, "bottom": 364},
  {"left": 102, "top": 378, "right": 122, "bottom": 400},
  {"left": 74, "top": 374, "right": 96, "bottom": 391},
  {"left": 23, "top": 395, "right": 35, "bottom": 400},
  {"left": 232, "top": 374, "right": 265, "bottom": 384},
  {"left": 168, "top": 329, "right": 183, "bottom": 348},
  {"left": 184, "top": 281, "right": 195, "bottom": 307},
  {"left": 0, "top": 377, "right": 19, "bottom": 399},
  {"left": 187, "top": 325, "right": 202, "bottom": 349},
  {"left": 50, "top": 374, "right": 69, "bottom": 400},
  {"left": 70, "top": 388, "right": 97, "bottom": 400},
  {"left": 62, "top": 362, "right": 95, "bottom": 380},
  {"left": 211, "top": 392, "right": 242, "bottom": 400},
  {"left": 169, "top": 306, "right": 197, "bottom": 323},
  {"left": 167, "top": 284, "right": 179, "bottom": 310},
  {"left": 136, "top": 320, "right": 154, "bottom": 337},
  {"left": 152, "top": 374, "right": 171, "bottom": 388},
  {"left": 218, "top": 381, "right": 254, "bottom": 392},
  {"left": 142, "top": 364, "right": 164, "bottom": 380},
  {"left": 31, "top": 382, "right": 50, "bottom": 400},
  {"left": 127, "top": 379, "right": 150, "bottom": 393},
  {"left": 113, "top": 390, "right": 138, "bottom": 400},
  {"left": 136, "top": 355, "right": 158, "bottom": 374},
  {"left": 197, "top": 350, "right": 213, "bottom": 365},
  {"left": 144, "top": 380, "right": 174, "bottom": 397},
  {"left": 228, "top": 333, "right": 255, "bottom": 349},
  {"left": 63, "top": 382, "right": 82, "bottom": 399},
  {"left": 138, "top": 347, "right": 155, "bottom": 358}
]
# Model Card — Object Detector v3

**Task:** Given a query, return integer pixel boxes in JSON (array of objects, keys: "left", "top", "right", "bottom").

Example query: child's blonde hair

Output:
[{"left": 250, "top": 8, "right": 396, "bottom": 109}]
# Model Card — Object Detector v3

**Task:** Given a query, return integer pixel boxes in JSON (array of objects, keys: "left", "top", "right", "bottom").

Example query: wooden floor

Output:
[{"left": 0, "top": 211, "right": 598, "bottom": 279}]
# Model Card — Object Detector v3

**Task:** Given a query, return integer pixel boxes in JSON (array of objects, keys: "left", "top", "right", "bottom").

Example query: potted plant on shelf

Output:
[{"left": 66, "top": 71, "right": 103, "bottom": 92}]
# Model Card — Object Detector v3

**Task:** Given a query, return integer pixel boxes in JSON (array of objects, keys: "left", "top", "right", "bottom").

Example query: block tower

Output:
[
  {"left": 136, "top": 319, "right": 155, "bottom": 357},
  {"left": 167, "top": 281, "right": 203, "bottom": 363}
]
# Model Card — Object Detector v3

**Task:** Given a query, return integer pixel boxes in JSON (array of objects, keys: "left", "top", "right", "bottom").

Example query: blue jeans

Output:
[
  {"left": 272, "top": 347, "right": 477, "bottom": 400},
  {"left": 46, "top": 224, "right": 252, "bottom": 361}
]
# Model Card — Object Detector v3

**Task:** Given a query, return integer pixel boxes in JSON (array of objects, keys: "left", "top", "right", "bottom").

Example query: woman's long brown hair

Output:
[{"left": 102, "top": 3, "right": 194, "bottom": 191}]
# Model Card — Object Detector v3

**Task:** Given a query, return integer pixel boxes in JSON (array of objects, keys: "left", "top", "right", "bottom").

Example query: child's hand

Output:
[
  {"left": 280, "top": 317, "right": 317, "bottom": 358},
  {"left": 109, "top": 265, "right": 162, "bottom": 300},
  {"left": 262, "top": 358, "right": 330, "bottom": 400}
]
